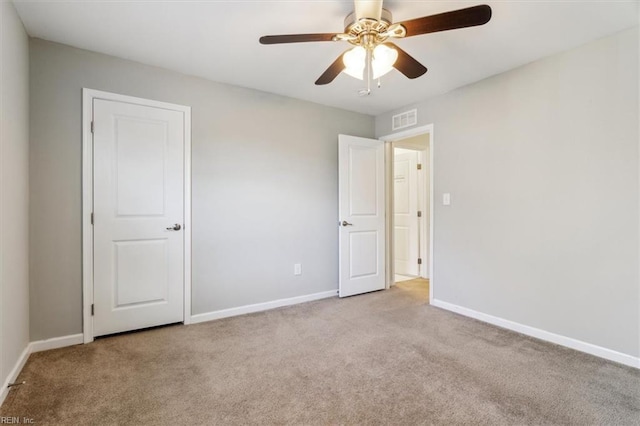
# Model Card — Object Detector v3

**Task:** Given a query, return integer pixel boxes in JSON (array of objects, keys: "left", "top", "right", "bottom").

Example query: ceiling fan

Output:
[{"left": 259, "top": 1, "right": 492, "bottom": 92}]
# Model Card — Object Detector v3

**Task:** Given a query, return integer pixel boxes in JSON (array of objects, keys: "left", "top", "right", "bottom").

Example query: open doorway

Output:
[
  {"left": 380, "top": 125, "right": 433, "bottom": 303},
  {"left": 393, "top": 136, "right": 430, "bottom": 298}
]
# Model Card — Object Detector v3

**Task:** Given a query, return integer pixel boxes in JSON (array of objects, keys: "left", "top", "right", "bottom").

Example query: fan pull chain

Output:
[{"left": 365, "top": 47, "right": 372, "bottom": 94}]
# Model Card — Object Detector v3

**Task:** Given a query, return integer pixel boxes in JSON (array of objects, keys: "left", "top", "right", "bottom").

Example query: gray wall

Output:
[
  {"left": 29, "top": 39, "right": 374, "bottom": 340},
  {"left": 1, "top": 0, "right": 30, "bottom": 386},
  {"left": 377, "top": 28, "right": 639, "bottom": 357}
]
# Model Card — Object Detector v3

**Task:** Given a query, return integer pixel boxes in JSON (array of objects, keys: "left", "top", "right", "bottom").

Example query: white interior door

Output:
[
  {"left": 338, "top": 134, "right": 385, "bottom": 297},
  {"left": 394, "top": 149, "right": 419, "bottom": 276},
  {"left": 93, "top": 99, "right": 185, "bottom": 337}
]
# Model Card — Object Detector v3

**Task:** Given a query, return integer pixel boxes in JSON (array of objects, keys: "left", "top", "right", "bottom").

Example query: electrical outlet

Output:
[{"left": 294, "top": 264, "right": 302, "bottom": 276}]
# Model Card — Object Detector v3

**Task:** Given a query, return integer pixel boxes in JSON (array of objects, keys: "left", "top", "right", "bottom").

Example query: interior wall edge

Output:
[{"left": 1, "top": 0, "right": 31, "bottom": 403}]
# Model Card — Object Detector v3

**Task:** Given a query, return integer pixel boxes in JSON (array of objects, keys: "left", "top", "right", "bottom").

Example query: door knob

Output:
[
  {"left": 341, "top": 221, "right": 353, "bottom": 226},
  {"left": 167, "top": 224, "right": 182, "bottom": 231}
]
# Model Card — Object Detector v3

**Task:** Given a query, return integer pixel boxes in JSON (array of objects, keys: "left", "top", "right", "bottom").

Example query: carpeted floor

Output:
[{"left": 2, "top": 279, "right": 639, "bottom": 425}]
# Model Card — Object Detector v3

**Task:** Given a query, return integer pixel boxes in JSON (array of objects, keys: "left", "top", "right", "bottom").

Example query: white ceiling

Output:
[{"left": 13, "top": 0, "right": 639, "bottom": 116}]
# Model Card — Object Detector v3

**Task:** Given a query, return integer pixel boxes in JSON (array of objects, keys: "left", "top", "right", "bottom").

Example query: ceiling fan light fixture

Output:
[
  {"left": 372, "top": 44, "right": 397, "bottom": 79},
  {"left": 343, "top": 46, "right": 366, "bottom": 80},
  {"left": 260, "top": 3, "right": 493, "bottom": 88}
]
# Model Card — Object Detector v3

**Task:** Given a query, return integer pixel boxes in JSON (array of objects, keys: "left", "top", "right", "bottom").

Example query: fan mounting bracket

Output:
[{"left": 341, "top": 8, "right": 405, "bottom": 48}]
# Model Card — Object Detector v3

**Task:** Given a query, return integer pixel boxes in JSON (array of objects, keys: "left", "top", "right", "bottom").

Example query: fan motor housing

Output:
[{"left": 343, "top": 8, "right": 393, "bottom": 37}]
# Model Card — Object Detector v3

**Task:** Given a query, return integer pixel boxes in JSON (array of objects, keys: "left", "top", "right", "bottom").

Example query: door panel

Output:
[
  {"left": 93, "top": 99, "right": 185, "bottom": 337},
  {"left": 339, "top": 134, "right": 385, "bottom": 297},
  {"left": 349, "top": 147, "right": 378, "bottom": 215},
  {"left": 349, "top": 231, "right": 379, "bottom": 278},
  {"left": 114, "top": 239, "right": 168, "bottom": 308},
  {"left": 115, "top": 118, "right": 167, "bottom": 216}
]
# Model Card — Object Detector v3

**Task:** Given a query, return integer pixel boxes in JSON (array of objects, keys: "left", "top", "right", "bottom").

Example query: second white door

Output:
[
  {"left": 394, "top": 149, "right": 419, "bottom": 276},
  {"left": 338, "top": 134, "right": 386, "bottom": 297},
  {"left": 92, "top": 97, "right": 186, "bottom": 337}
]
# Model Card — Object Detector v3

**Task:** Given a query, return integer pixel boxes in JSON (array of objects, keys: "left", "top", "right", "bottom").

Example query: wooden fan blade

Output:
[
  {"left": 386, "top": 43, "right": 427, "bottom": 79},
  {"left": 259, "top": 34, "right": 337, "bottom": 44},
  {"left": 397, "top": 5, "right": 492, "bottom": 38},
  {"left": 315, "top": 53, "right": 346, "bottom": 85}
]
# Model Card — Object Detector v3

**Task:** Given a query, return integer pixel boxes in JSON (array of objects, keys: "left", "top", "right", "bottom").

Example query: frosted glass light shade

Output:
[
  {"left": 372, "top": 44, "right": 398, "bottom": 79},
  {"left": 343, "top": 46, "right": 366, "bottom": 80},
  {"left": 342, "top": 44, "right": 398, "bottom": 81}
]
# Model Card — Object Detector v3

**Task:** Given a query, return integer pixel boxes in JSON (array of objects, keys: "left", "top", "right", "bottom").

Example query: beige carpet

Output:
[
  {"left": 2, "top": 279, "right": 639, "bottom": 425},
  {"left": 395, "top": 277, "right": 429, "bottom": 296}
]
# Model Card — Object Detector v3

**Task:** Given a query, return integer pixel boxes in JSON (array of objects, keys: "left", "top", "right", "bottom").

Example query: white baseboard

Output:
[
  {"left": 0, "top": 346, "right": 30, "bottom": 407},
  {"left": 1, "top": 333, "right": 84, "bottom": 407},
  {"left": 431, "top": 299, "right": 640, "bottom": 369},
  {"left": 191, "top": 290, "right": 338, "bottom": 324},
  {"left": 30, "top": 334, "right": 83, "bottom": 353}
]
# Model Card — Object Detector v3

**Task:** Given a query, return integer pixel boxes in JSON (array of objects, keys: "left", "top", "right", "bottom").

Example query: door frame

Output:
[
  {"left": 379, "top": 124, "right": 434, "bottom": 303},
  {"left": 81, "top": 88, "right": 192, "bottom": 343}
]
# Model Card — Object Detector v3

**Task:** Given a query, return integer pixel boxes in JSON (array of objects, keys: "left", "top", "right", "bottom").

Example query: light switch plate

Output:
[{"left": 443, "top": 193, "right": 451, "bottom": 205}]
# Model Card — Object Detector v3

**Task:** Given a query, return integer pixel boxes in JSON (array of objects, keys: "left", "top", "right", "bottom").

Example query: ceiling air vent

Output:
[{"left": 392, "top": 109, "right": 417, "bottom": 131}]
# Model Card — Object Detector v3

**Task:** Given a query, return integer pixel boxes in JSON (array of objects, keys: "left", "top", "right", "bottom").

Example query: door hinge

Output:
[
  {"left": 418, "top": 258, "right": 422, "bottom": 265},
  {"left": 90, "top": 121, "right": 94, "bottom": 134},
  {"left": 90, "top": 212, "right": 94, "bottom": 225},
  {"left": 417, "top": 163, "right": 422, "bottom": 170},
  {"left": 91, "top": 304, "right": 94, "bottom": 316},
  {"left": 417, "top": 211, "right": 422, "bottom": 218}
]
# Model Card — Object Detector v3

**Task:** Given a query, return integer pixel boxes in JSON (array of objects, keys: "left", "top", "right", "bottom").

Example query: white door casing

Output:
[
  {"left": 394, "top": 149, "right": 419, "bottom": 276},
  {"left": 338, "top": 134, "right": 386, "bottom": 297},
  {"left": 417, "top": 149, "right": 430, "bottom": 279},
  {"left": 378, "top": 124, "right": 434, "bottom": 300},
  {"left": 84, "top": 90, "right": 191, "bottom": 340}
]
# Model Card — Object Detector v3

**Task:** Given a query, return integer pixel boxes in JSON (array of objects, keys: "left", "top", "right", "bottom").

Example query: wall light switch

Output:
[
  {"left": 294, "top": 264, "right": 302, "bottom": 276},
  {"left": 443, "top": 193, "right": 451, "bottom": 206}
]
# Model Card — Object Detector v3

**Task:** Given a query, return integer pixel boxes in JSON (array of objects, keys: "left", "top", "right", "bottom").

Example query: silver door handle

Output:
[
  {"left": 341, "top": 221, "right": 353, "bottom": 227},
  {"left": 167, "top": 224, "right": 181, "bottom": 231}
]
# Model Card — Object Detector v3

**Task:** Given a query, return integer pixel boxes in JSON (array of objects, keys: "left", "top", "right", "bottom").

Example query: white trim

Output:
[
  {"left": 191, "top": 290, "right": 338, "bottom": 324},
  {"left": 183, "top": 110, "right": 192, "bottom": 325},
  {"left": 420, "top": 147, "right": 430, "bottom": 279},
  {"left": 379, "top": 124, "right": 434, "bottom": 302},
  {"left": 0, "top": 346, "right": 30, "bottom": 406},
  {"left": 82, "top": 89, "right": 94, "bottom": 344},
  {"left": 383, "top": 142, "right": 394, "bottom": 289},
  {"left": 379, "top": 124, "right": 433, "bottom": 143},
  {"left": 82, "top": 88, "right": 192, "bottom": 343},
  {"left": 1, "top": 334, "right": 87, "bottom": 406},
  {"left": 30, "top": 334, "right": 84, "bottom": 353},
  {"left": 637, "top": 5, "right": 640, "bottom": 374},
  {"left": 432, "top": 299, "right": 640, "bottom": 369},
  {"left": 429, "top": 126, "right": 434, "bottom": 301}
]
